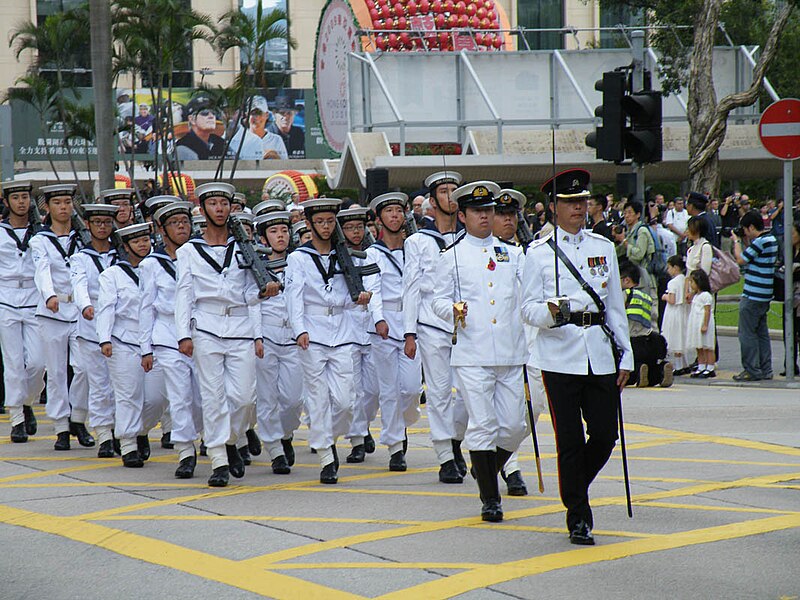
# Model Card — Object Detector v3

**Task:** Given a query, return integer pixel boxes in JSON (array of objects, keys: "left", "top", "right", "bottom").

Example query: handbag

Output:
[{"left": 707, "top": 244, "right": 740, "bottom": 293}]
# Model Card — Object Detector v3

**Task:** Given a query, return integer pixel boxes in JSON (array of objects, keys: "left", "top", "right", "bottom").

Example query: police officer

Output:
[
  {"left": 0, "top": 181, "right": 44, "bottom": 442},
  {"left": 432, "top": 181, "right": 529, "bottom": 522},
  {"left": 521, "top": 169, "right": 633, "bottom": 545}
]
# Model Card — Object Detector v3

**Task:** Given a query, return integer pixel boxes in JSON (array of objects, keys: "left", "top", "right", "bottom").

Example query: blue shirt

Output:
[{"left": 741, "top": 232, "right": 778, "bottom": 301}]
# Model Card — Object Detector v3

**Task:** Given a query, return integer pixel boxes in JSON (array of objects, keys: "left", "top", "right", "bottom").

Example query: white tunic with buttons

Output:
[
  {"left": 30, "top": 230, "right": 82, "bottom": 322},
  {"left": 521, "top": 228, "right": 633, "bottom": 375},
  {"left": 0, "top": 222, "right": 38, "bottom": 310}
]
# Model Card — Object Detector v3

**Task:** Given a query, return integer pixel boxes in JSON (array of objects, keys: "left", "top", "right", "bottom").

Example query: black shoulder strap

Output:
[
  {"left": 419, "top": 229, "right": 447, "bottom": 251},
  {"left": 310, "top": 252, "right": 339, "bottom": 284},
  {"left": 372, "top": 244, "right": 403, "bottom": 275},
  {"left": 193, "top": 241, "right": 235, "bottom": 274},
  {"left": 2, "top": 223, "right": 30, "bottom": 252},
  {"left": 155, "top": 256, "right": 176, "bottom": 280},
  {"left": 118, "top": 263, "right": 139, "bottom": 286}
]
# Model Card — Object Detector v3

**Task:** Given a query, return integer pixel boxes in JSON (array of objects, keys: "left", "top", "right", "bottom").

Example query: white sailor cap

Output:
[
  {"left": 99, "top": 188, "right": 134, "bottom": 204},
  {"left": 424, "top": 171, "right": 462, "bottom": 191},
  {"left": 192, "top": 214, "right": 207, "bottom": 226},
  {"left": 153, "top": 201, "right": 193, "bottom": 226},
  {"left": 286, "top": 202, "right": 303, "bottom": 212},
  {"left": 82, "top": 204, "right": 119, "bottom": 219},
  {"left": 370, "top": 192, "right": 408, "bottom": 215},
  {"left": 302, "top": 197, "right": 342, "bottom": 218},
  {"left": 232, "top": 212, "right": 254, "bottom": 226},
  {"left": 451, "top": 181, "right": 500, "bottom": 210},
  {"left": 1, "top": 181, "right": 33, "bottom": 197},
  {"left": 337, "top": 205, "right": 369, "bottom": 224},
  {"left": 255, "top": 210, "right": 291, "bottom": 234},
  {"left": 40, "top": 184, "right": 77, "bottom": 201},
  {"left": 292, "top": 221, "right": 309, "bottom": 236},
  {"left": 116, "top": 222, "right": 151, "bottom": 243},
  {"left": 145, "top": 195, "right": 180, "bottom": 215},
  {"left": 253, "top": 199, "right": 285, "bottom": 216},
  {"left": 495, "top": 188, "right": 526, "bottom": 213},
  {"left": 232, "top": 192, "right": 247, "bottom": 207},
  {"left": 195, "top": 182, "right": 235, "bottom": 203}
]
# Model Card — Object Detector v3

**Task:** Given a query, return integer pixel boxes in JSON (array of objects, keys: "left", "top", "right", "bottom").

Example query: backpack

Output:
[
  {"left": 706, "top": 243, "right": 741, "bottom": 293},
  {"left": 642, "top": 224, "right": 667, "bottom": 279}
]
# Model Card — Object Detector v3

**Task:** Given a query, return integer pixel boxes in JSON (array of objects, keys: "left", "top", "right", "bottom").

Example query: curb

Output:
[{"left": 717, "top": 325, "right": 783, "bottom": 340}]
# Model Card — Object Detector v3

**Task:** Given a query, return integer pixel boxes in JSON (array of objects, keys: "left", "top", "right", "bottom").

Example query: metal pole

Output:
[
  {"left": 632, "top": 30, "right": 646, "bottom": 202},
  {"left": 783, "top": 159, "right": 795, "bottom": 382}
]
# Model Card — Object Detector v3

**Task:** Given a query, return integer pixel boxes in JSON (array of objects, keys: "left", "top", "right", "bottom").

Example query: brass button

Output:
[
  {"left": 491, "top": 318, "right": 497, "bottom": 324},
  {"left": 488, "top": 282, "right": 493, "bottom": 288},
  {"left": 490, "top": 299, "right": 495, "bottom": 305},
  {"left": 482, "top": 248, "right": 487, "bottom": 253}
]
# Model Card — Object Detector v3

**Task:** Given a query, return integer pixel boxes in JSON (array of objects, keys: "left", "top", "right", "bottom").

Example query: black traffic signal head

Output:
[
  {"left": 623, "top": 90, "right": 663, "bottom": 164},
  {"left": 585, "top": 71, "right": 627, "bottom": 163}
]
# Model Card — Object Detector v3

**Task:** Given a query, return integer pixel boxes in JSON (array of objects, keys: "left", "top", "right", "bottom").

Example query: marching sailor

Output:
[
  {"left": 403, "top": 171, "right": 468, "bottom": 483},
  {"left": 521, "top": 169, "right": 633, "bottom": 545},
  {"left": 367, "top": 192, "right": 422, "bottom": 471},
  {"left": 432, "top": 181, "right": 529, "bottom": 522},
  {"left": 30, "top": 184, "right": 92, "bottom": 451},
  {"left": 0, "top": 181, "right": 44, "bottom": 443}
]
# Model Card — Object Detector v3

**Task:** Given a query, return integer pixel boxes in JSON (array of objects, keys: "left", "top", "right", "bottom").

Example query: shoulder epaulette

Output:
[{"left": 530, "top": 231, "right": 554, "bottom": 249}]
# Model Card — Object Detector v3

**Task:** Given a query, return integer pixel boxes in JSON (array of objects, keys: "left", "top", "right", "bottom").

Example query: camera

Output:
[
  {"left": 733, "top": 226, "right": 744, "bottom": 238},
  {"left": 721, "top": 226, "right": 732, "bottom": 238}
]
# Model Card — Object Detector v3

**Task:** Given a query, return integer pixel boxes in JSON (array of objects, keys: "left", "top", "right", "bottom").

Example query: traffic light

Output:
[
  {"left": 623, "top": 90, "right": 662, "bottom": 164},
  {"left": 585, "top": 71, "right": 626, "bottom": 163}
]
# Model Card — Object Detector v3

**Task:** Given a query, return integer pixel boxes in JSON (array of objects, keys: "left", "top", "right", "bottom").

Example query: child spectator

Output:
[
  {"left": 686, "top": 269, "right": 716, "bottom": 378},
  {"left": 662, "top": 255, "right": 690, "bottom": 375}
]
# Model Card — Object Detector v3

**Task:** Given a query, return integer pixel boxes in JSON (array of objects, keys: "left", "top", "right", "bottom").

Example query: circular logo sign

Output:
[
  {"left": 314, "top": 0, "right": 358, "bottom": 154},
  {"left": 758, "top": 98, "right": 800, "bottom": 160}
]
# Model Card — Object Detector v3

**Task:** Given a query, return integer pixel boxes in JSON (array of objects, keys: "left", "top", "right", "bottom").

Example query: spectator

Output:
[
  {"left": 686, "top": 269, "right": 717, "bottom": 378},
  {"left": 778, "top": 219, "right": 800, "bottom": 376},
  {"left": 769, "top": 199, "right": 785, "bottom": 248},
  {"left": 709, "top": 198, "right": 722, "bottom": 239},
  {"left": 686, "top": 191, "right": 720, "bottom": 248},
  {"left": 662, "top": 255, "right": 690, "bottom": 375},
  {"left": 685, "top": 217, "right": 713, "bottom": 281},
  {"left": 619, "top": 199, "right": 656, "bottom": 298},
  {"left": 720, "top": 192, "right": 746, "bottom": 252},
  {"left": 730, "top": 210, "right": 779, "bottom": 381},
  {"left": 587, "top": 194, "right": 613, "bottom": 241},
  {"left": 761, "top": 204, "right": 772, "bottom": 231},
  {"left": 175, "top": 96, "right": 226, "bottom": 160},
  {"left": 420, "top": 197, "right": 435, "bottom": 226}
]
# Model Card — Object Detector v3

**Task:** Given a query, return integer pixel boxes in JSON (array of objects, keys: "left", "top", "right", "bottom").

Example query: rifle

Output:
[
  {"left": 228, "top": 214, "right": 285, "bottom": 294},
  {"left": 71, "top": 203, "right": 92, "bottom": 248},
  {"left": 332, "top": 220, "right": 380, "bottom": 302},
  {"left": 404, "top": 211, "right": 418, "bottom": 237},
  {"left": 28, "top": 197, "right": 44, "bottom": 235},
  {"left": 362, "top": 227, "right": 376, "bottom": 249},
  {"left": 516, "top": 209, "right": 534, "bottom": 248}
]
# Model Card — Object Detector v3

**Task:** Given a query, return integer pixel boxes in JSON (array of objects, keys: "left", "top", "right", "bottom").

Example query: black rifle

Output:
[
  {"left": 28, "top": 198, "right": 44, "bottom": 235},
  {"left": 71, "top": 203, "right": 92, "bottom": 248},
  {"left": 228, "top": 214, "right": 285, "bottom": 294},
  {"left": 516, "top": 209, "right": 534, "bottom": 248},
  {"left": 332, "top": 221, "right": 380, "bottom": 302},
  {"left": 362, "top": 228, "right": 376, "bottom": 249},
  {"left": 404, "top": 211, "right": 418, "bottom": 237}
]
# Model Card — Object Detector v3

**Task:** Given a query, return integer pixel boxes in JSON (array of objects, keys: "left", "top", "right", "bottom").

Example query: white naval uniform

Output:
[
  {"left": 0, "top": 222, "right": 45, "bottom": 427},
  {"left": 70, "top": 246, "right": 117, "bottom": 443},
  {"left": 521, "top": 228, "right": 634, "bottom": 375},
  {"left": 30, "top": 229, "right": 88, "bottom": 434},
  {"left": 140, "top": 251, "right": 202, "bottom": 462},
  {"left": 175, "top": 237, "right": 261, "bottom": 471},
  {"left": 285, "top": 243, "right": 378, "bottom": 467},
  {"left": 432, "top": 233, "right": 528, "bottom": 452},
  {"left": 345, "top": 277, "right": 379, "bottom": 450},
  {"left": 366, "top": 242, "right": 421, "bottom": 455},
  {"left": 255, "top": 265, "right": 303, "bottom": 460},
  {"left": 402, "top": 225, "right": 467, "bottom": 463}
]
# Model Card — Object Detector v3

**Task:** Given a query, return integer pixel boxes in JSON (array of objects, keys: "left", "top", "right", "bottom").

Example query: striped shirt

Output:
[{"left": 741, "top": 232, "right": 778, "bottom": 301}]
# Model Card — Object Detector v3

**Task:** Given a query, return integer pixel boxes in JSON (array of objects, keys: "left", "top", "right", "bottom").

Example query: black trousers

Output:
[{"left": 542, "top": 369, "right": 619, "bottom": 530}]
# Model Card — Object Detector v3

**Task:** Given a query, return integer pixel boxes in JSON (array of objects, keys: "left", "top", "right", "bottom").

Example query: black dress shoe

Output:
[
  {"left": 136, "top": 435, "right": 151, "bottom": 461},
  {"left": 271, "top": 455, "right": 291, "bottom": 475},
  {"left": 199, "top": 440, "right": 207, "bottom": 456},
  {"left": 175, "top": 453, "right": 197, "bottom": 479},
  {"left": 364, "top": 433, "right": 376, "bottom": 454},
  {"left": 10, "top": 423, "right": 28, "bottom": 443},
  {"left": 161, "top": 432, "right": 174, "bottom": 449},
  {"left": 122, "top": 451, "right": 144, "bottom": 468},
  {"left": 97, "top": 440, "right": 115, "bottom": 458},
  {"left": 503, "top": 470, "right": 528, "bottom": 496},
  {"left": 569, "top": 520, "right": 595, "bottom": 545},
  {"left": 452, "top": 440, "right": 468, "bottom": 477},
  {"left": 438, "top": 459, "right": 463, "bottom": 484},
  {"left": 238, "top": 444, "right": 252, "bottom": 465},
  {"left": 346, "top": 444, "right": 366, "bottom": 463},
  {"left": 281, "top": 437, "right": 295, "bottom": 466},
  {"left": 23, "top": 406, "right": 37, "bottom": 435},
  {"left": 481, "top": 499, "right": 504, "bottom": 522},
  {"left": 226, "top": 444, "right": 246, "bottom": 478},
  {"left": 246, "top": 429, "right": 262, "bottom": 456},
  {"left": 54, "top": 431, "right": 70, "bottom": 451},
  {"left": 733, "top": 370, "right": 759, "bottom": 382},
  {"left": 208, "top": 466, "right": 230, "bottom": 487},
  {"left": 320, "top": 462, "right": 338, "bottom": 484},
  {"left": 389, "top": 451, "right": 407, "bottom": 472},
  {"left": 70, "top": 421, "right": 95, "bottom": 447}
]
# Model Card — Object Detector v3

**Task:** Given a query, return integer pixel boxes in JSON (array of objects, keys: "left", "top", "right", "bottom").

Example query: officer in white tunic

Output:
[
  {"left": 367, "top": 192, "right": 422, "bottom": 471},
  {"left": 70, "top": 203, "right": 120, "bottom": 457},
  {"left": 96, "top": 223, "right": 154, "bottom": 467},
  {"left": 252, "top": 210, "right": 299, "bottom": 474},
  {"left": 403, "top": 171, "right": 468, "bottom": 483},
  {"left": 30, "top": 184, "right": 92, "bottom": 451},
  {"left": 521, "top": 169, "right": 633, "bottom": 545},
  {"left": 284, "top": 198, "right": 374, "bottom": 484},
  {"left": 140, "top": 201, "right": 203, "bottom": 478},
  {"left": 175, "top": 182, "right": 274, "bottom": 487},
  {"left": 1, "top": 181, "right": 44, "bottom": 443},
  {"left": 432, "top": 181, "right": 529, "bottom": 522}
]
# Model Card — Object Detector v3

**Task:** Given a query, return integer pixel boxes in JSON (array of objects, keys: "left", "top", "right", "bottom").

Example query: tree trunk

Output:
[{"left": 89, "top": 0, "right": 115, "bottom": 191}]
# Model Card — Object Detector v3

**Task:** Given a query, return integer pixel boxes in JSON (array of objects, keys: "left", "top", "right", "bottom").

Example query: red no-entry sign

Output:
[{"left": 759, "top": 98, "right": 800, "bottom": 160}]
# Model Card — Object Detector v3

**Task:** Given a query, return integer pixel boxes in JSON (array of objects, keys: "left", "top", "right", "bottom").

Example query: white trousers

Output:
[
  {"left": 347, "top": 344, "right": 379, "bottom": 443},
  {"left": 141, "top": 356, "right": 169, "bottom": 435},
  {"left": 417, "top": 326, "right": 468, "bottom": 462},
  {"left": 372, "top": 336, "right": 421, "bottom": 453},
  {"left": 156, "top": 347, "right": 201, "bottom": 445},
  {"left": 0, "top": 306, "right": 45, "bottom": 426},
  {"left": 453, "top": 365, "right": 528, "bottom": 453},
  {"left": 107, "top": 342, "right": 144, "bottom": 453},
  {"left": 193, "top": 331, "right": 256, "bottom": 469},
  {"left": 37, "top": 316, "right": 87, "bottom": 433},
  {"left": 77, "top": 338, "right": 115, "bottom": 432},
  {"left": 300, "top": 343, "right": 355, "bottom": 464},
  {"left": 256, "top": 340, "right": 303, "bottom": 458}
]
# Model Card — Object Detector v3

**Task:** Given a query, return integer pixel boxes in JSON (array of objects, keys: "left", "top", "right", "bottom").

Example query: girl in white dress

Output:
[
  {"left": 661, "top": 256, "right": 690, "bottom": 374},
  {"left": 686, "top": 269, "right": 716, "bottom": 378}
]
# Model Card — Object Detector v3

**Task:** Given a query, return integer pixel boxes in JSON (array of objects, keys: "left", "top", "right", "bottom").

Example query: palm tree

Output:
[
  {"left": 89, "top": 0, "right": 116, "bottom": 191},
  {"left": 63, "top": 99, "right": 97, "bottom": 185}
]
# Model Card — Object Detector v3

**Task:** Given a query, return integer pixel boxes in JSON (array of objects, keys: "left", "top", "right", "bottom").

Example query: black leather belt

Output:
[{"left": 566, "top": 311, "right": 605, "bottom": 327}]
